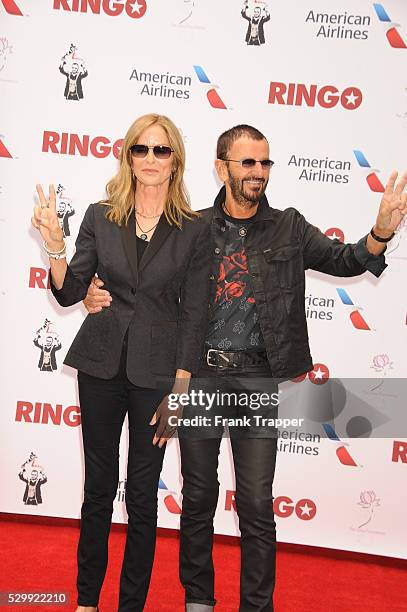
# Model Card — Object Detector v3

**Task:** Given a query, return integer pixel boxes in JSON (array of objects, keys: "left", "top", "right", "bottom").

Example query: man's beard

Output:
[{"left": 228, "top": 170, "right": 267, "bottom": 209}]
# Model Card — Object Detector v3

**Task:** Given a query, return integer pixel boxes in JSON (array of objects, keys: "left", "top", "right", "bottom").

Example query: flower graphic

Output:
[
  {"left": 239, "top": 298, "right": 251, "bottom": 311},
  {"left": 218, "top": 338, "right": 232, "bottom": 350},
  {"left": 233, "top": 320, "right": 245, "bottom": 334},
  {"left": 370, "top": 354, "right": 393, "bottom": 392},
  {"left": 372, "top": 354, "right": 392, "bottom": 371},
  {"left": 250, "top": 332, "right": 260, "bottom": 346},
  {"left": 0, "top": 37, "right": 13, "bottom": 73},
  {"left": 357, "top": 490, "right": 380, "bottom": 529},
  {"left": 225, "top": 281, "right": 245, "bottom": 302}
]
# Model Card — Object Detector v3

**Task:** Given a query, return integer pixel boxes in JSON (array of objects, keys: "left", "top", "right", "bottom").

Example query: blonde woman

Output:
[{"left": 31, "top": 114, "right": 211, "bottom": 612}]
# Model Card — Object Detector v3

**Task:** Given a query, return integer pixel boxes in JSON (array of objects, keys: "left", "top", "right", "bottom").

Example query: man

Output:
[
  {"left": 59, "top": 59, "right": 88, "bottom": 101},
  {"left": 19, "top": 468, "right": 47, "bottom": 505},
  {"left": 56, "top": 190, "right": 75, "bottom": 237},
  {"left": 241, "top": 2, "right": 270, "bottom": 46},
  {"left": 33, "top": 331, "right": 62, "bottom": 372},
  {"left": 82, "top": 125, "right": 406, "bottom": 611}
]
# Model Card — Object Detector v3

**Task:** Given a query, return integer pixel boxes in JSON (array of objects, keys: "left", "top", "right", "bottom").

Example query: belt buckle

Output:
[
  {"left": 207, "top": 349, "right": 231, "bottom": 368},
  {"left": 206, "top": 348, "right": 217, "bottom": 367}
]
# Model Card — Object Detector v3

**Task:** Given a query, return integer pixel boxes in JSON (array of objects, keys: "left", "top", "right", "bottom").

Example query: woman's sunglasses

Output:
[
  {"left": 130, "top": 144, "right": 174, "bottom": 159},
  {"left": 220, "top": 157, "right": 274, "bottom": 169}
]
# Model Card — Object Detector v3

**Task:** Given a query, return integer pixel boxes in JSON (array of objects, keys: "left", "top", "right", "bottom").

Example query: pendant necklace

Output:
[
  {"left": 135, "top": 215, "right": 159, "bottom": 241},
  {"left": 223, "top": 202, "right": 247, "bottom": 237}
]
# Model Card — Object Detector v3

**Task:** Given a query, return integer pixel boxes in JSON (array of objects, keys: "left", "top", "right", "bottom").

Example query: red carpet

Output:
[{"left": 0, "top": 514, "right": 406, "bottom": 611}]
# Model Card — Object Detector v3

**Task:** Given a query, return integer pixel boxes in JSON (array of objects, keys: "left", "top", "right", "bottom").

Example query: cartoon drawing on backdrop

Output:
[
  {"left": 0, "top": 37, "right": 12, "bottom": 72},
  {"left": 33, "top": 319, "right": 62, "bottom": 372},
  {"left": 241, "top": 0, "right": 270, "bottom": 46},
  {"left": 59, "top": 44, "right": 88, "bottom": 101},
  {"left": 18, "top": 452, "right": 47, "bottom": 506},
  {"left": 56, "top": 184, "right": 75, "bottom": 237}
]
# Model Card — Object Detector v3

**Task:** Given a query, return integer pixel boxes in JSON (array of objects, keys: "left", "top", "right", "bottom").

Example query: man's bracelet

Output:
[{"left": 370, "top": 227, "right": 395, "bottom": 243}]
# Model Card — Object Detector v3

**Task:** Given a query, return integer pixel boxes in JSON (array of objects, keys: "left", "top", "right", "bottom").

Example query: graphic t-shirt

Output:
[
  {"left": 250, "top": 22, "right": 260, "bottom": 41},
  {"left": 206, "top": 209, "right": 265, "bottom": 351}
]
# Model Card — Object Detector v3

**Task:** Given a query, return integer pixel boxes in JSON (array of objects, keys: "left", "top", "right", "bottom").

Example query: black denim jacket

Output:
[{"left": 199, "top": 187, "right": 387, "bottom": 380}]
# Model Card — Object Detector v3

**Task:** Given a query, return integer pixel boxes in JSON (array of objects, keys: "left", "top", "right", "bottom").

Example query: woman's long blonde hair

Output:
[{"left": 103, "top": 113, "right": 198, "bottom": 227}]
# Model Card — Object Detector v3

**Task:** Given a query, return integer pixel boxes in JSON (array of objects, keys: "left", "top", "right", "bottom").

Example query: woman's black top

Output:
[{"left": 136, "top": 235, "right": 149, "bottom": 266}]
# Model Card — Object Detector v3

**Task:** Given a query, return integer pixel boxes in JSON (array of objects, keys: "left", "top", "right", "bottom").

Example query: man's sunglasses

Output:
[
  {"left": 220, "top": 157, "right": 274, "bottom": 169},
  {"left": 130, "top": 144, "right": 174, "bottom": 159}
]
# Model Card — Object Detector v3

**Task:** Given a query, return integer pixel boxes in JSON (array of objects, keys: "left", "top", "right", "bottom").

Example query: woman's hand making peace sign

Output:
[{"left": 31, "top": 184, "right": 65, "bottom": 249}]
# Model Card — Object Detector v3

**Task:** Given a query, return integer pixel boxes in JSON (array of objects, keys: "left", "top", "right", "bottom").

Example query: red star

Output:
[
  {"left": 325, "top": 227, "right": 345, "bottom": 243},
  {"left": 341, "top": 87, "right": 363, "bottom": 110},
  {"left": 126, "top": 0, "right": 147, "bottom": 18},
  {"left": 295, "top": 498, "right": 317, "bottom": 520},
  {"left": 308, "top": 363, "right": 330, "bottom": 385}
]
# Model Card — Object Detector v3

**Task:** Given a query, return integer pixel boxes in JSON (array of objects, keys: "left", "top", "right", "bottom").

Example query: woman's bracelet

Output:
[{"left": 43, "top": 239, "right": 66, "bottom": 259}]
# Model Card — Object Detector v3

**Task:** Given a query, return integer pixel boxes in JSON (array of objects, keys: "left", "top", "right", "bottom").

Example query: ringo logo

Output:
[
  {"left": 1, "top": 0, "right": 23, "bottom": 16},
  {"left": 16, "top": 401, "right": 81, "bottom": 427},
  {"left": 42, "top": 131, "right": 123, "bottom": 159},
  {"left": 274, "top": 496, "right": 317, "bottom": 520},
  {"left": 225, "top": 491, "right": 317, "bottom": 520},
  {"left": 392, "top": 440, "right": 407, "bottom": 463},
  {"left": 53, "top": 0, "right": 147, "bottom": 19},
  {"left": 268, "top": 82, "right": 362, "bottom": 110},
  {"left": 29, "top": 267, "right": 51, "bottom": 290}
]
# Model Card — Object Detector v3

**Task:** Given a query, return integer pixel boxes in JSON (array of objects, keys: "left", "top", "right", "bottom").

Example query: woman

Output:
[{"left": 31, "top": 114, "right": 211, "bottom": 612}]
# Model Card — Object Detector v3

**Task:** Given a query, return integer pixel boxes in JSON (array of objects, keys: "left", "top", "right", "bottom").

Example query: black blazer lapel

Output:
[
  {"left": 139, "top": 213, "right": 175, "bottom": 271},
  {"left": 120, "top": 212, "right": 139, "bottom": 288}
]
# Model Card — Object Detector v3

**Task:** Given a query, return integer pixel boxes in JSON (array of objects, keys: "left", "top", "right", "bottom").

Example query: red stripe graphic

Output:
[
  {"left": 0, "top": 138, "right": 12, "bottom": 158},
  {"left": 207, "top": 88, "right": 227, "bottom": 110},
  {"left": 349, "top": 310, "right": 370, "bottom": 331},
  {"left": 336, "top": 446, "right": 358, "bottom": 467},
  {"left": 1, "top": 0, "right": 23, "bottom": 16},
  {"left": 366, "top": 172, "right": 385, "bottom": 193},
  {"left": 387, "top": 27, "right": 407, "bottom": 49},
  {"left": 164, "top": 494, "right": 181, "bottom": 514}
]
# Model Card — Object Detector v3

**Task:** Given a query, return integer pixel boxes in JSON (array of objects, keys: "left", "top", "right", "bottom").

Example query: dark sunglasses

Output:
[
  {"left": 220, "top": 157, "right": 274, "bottom": 169},
  {"left": 130, "top": 144, "right": 174, "bottom": 159}
]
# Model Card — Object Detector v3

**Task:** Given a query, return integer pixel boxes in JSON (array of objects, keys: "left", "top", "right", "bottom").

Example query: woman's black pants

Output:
[{"left": 76, "top": 363, "right": 167, "bottom": 611}]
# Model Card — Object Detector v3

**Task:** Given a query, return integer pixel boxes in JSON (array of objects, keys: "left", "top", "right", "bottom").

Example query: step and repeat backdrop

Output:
[{"left": 1, "top": 0, "right": 406, "bottom": 559}]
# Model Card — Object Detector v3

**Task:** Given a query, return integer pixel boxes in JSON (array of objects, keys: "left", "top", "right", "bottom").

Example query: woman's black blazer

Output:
[{"left": 51, "top": 203, "right": 211, "bottom": 388}]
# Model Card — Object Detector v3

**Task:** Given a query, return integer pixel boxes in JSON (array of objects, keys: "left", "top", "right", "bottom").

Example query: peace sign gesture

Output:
[
  {"left": 31, "top": 184, "right": 64, "bottom": 249},
  {"left": 375, "top": 171, "right": 407, "bottom": 234}
]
